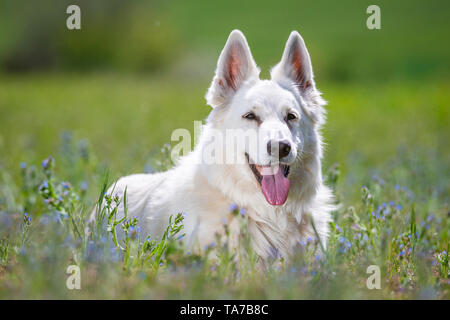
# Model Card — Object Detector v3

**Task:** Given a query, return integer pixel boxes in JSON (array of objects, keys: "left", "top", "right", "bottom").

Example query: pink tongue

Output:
[{"left": 261, "top": 165, "right": 290, "bottom": 205}]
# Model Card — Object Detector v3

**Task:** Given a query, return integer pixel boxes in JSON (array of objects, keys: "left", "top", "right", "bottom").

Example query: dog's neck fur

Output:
[{"left": 187, "top": 121, "right": 324, "bottom": 259}]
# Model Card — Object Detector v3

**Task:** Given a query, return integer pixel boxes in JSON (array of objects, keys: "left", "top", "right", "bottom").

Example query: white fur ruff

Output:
[{"left": 89, "top": 30, "right": 335, "bottom": 262}]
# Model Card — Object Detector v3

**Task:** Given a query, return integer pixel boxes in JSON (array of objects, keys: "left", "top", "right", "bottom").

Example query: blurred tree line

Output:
[{"left": 0, "top": 0, "right": 179, "bottom": 73}]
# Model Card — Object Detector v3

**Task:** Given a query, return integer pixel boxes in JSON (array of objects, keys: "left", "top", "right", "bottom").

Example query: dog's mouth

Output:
[{"left": 245, "top": 153, "right": 290, "bottom": 206}]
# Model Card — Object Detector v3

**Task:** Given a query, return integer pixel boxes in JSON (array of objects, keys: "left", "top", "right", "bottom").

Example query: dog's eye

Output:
[
  {"left": 243, "top": 112, "right": 257, "bottom": 120},
  {"left": 286, "top": 112, "right": 298, "bottom": 121}
]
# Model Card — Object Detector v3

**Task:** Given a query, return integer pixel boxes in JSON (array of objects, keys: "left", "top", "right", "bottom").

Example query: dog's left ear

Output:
[
  {"left": 206, "top": 30, "right": 260, "bottom": 108},
  {"left": 271, "top": 31, "right": 315, "bottom": 93}
]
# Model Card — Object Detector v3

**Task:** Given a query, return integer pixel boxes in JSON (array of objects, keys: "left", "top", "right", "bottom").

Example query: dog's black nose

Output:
[{"left": 267, "top": 140, "right": 291, "bottom": 159}]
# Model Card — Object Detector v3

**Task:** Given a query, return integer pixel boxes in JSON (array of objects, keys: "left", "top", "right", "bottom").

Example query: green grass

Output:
[
  {"left": 0, "top": 74, "right": 448, "bottom": 299},
  {"left": 0, "top": 0, "right": 448, "bottom": 300}
]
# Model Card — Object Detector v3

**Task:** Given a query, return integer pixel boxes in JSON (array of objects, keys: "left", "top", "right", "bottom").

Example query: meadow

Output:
[{"left": 0, "top": 0, "right": 449, "bottom": 299}]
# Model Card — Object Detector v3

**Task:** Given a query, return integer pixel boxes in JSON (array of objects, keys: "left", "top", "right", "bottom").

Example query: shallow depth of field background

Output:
[{"left": 0, "top": 0, "right": 448, "bottom": 299}]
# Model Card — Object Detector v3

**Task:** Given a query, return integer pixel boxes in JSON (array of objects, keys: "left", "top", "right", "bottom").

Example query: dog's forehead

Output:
[{"left": 242, "top": 80, "right": 296, "bottom": 109}]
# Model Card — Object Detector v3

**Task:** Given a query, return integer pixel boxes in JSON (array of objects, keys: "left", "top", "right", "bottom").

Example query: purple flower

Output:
[
  {"left": 20, "top": 162, "right": 27, "bottom": 169},
  {"left": 228, "top": 203, "right": 238, "bottom": 212},
  {"left": 80, "top": 181, "right": 88, "bottom": 191},
  {"left": 239, "top": 208, "right": 246, "bottom": 216},
  {"left": 41, "top": 156, "right": 53, "bottom": 169}
]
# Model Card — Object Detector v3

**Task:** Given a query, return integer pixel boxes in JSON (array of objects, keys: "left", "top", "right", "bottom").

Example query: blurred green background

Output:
[{"left": 0, "top": 0, "right": 449, "bottom": 202}]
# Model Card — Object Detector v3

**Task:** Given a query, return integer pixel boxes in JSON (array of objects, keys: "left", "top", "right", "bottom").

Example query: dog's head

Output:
[{"left": 204, "top": 30, "right": 326, "bottom": 206}]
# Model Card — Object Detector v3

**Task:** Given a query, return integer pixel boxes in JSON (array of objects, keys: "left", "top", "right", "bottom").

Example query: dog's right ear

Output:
[{"left": 206, "top": 30, "right": 260, "bottom": 108}]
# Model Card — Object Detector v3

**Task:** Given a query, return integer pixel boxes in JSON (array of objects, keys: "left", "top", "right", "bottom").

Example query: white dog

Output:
[{"left": 90, "top": 30, "right": 334, "bottom": 262}]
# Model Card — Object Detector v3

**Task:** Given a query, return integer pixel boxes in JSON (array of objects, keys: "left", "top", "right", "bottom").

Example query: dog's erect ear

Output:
[
  {"left": 271, "top": 31, "right": 314, "bottom": 92},
  {"left": 206, "top": 30, "right": 259, "bottom": 108}
]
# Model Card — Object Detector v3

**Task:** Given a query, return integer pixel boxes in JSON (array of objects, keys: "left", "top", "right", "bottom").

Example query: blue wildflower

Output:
[
  {"left": 239, "top": 208, "right": 246, "bottom": 216},
  {"left": 395, "top": 184, "right": 400, "bottom": 190},
  {"left": 80, "top": 181, "right": 88, "bottom": 191},
  {"left": 23, "top": 212, "right": 31, "bottom": 223},
  {"left": 396, "top": 204, "right": 402, "bottom": 211},
  {"left": 61, "top": 182, "right": 70, "bottom": 189},
  {"left": 228, "top": 203, "right": 238, "bottom": 212},
  {"left": 20, "top": 162, "right": 27, "bottom": 169},
  {"left": 41, "top": 156, "right": 53, "bottom": 169}
]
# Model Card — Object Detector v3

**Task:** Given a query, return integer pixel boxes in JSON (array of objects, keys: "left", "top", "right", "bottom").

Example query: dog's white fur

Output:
[{"left": 89, "top": 30, "right": 334, "bottom": 262}]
